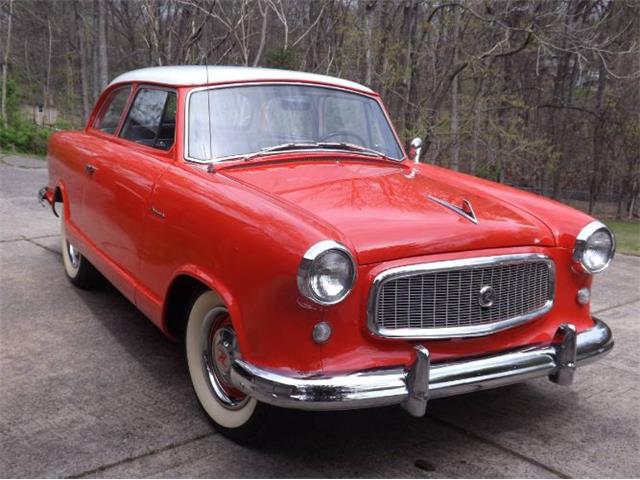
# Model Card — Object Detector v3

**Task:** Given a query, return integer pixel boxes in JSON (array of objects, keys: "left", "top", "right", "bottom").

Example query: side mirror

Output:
[{"left": 409, "top": 138, "right": 423, "bottom": 163}]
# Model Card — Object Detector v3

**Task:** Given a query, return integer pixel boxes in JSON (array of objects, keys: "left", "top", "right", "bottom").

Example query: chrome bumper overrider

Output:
[{"left": 230, "top": 318, "right": 613, "bottom": 416}]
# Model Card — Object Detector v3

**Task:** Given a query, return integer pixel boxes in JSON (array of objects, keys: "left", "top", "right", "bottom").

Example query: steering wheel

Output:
[{"left": 320, "top": 131, "right": 367, "bottom": 146}]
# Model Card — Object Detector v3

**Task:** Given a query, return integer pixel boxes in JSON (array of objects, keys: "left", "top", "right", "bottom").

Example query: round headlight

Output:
[
  {"left": 298, "top": 241, "right": 356, "bottom": 305},
  {"left": 573, "top": 221, "right": 615, "bottom": 273}
]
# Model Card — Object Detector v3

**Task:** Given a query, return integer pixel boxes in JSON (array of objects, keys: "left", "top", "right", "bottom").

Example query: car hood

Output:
[{"left": 221, "top": 159, "right": 555, "bottom": 264}]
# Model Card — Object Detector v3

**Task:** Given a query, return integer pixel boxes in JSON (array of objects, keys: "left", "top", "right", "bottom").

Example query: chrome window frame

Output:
[
  {"left": 367, "top": 253, "right": 556, "bottom": 339},
  {"left": 183, "top": 82, "right": 405, "bottom": 164}
]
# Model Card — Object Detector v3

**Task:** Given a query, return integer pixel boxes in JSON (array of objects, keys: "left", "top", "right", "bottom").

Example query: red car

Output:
[{"left": 40, "top": 66, "right": 615, "bottom": 442}]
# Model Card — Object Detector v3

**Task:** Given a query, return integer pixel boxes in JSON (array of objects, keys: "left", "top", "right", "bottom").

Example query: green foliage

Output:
[
  {"left": 0, "top": 75, "right": 73, "bottom": 156},
  {"left": 475, "top": 162, "right": 501, "bottom": 181},
  {"left": 607, "top": 221, "right": 640, "bottom": 256},
  {"left": 0, "top": 116, "right": 52, "bottom": 156},
  {"left": 265, "top": 48, "right": 297, "bottom": 70},
  {"left": 2, "top": 77, "right": 21, "bottom": 120}
]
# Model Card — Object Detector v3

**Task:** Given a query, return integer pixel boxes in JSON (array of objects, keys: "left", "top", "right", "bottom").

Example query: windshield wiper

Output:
[
  {"left": 239, "top": 142, "right": 320, "bottom": 161},
  {"left": 315, "top": 142, "right": 386, "bottom": 158},
  {"left": 239, "top": 141, "right": 388, "bottom": 161},
  {"left": 261, "top": 142, "right": 320, "bottom": 153},
  {"left": 259, "top": 141, "right": 387, "bottom": 158}
]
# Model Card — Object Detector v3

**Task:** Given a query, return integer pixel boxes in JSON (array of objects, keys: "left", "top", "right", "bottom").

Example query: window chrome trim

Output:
[
  {"left": 183, "top": 82, "right": 405, "bottom": 164},
  {"left": 297, "top": 240, "right": 357, "bottom": 306},
  {"left": 367, "top": 253, "right": 556, "bottom": 339},
  {"left": 572, "top": 220, "right": 616, "bottom": 274}
]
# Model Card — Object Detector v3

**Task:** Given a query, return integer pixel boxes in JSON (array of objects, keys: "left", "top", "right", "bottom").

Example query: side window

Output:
[
  {"left": 120, "top": 88, "right": 176, "bottom": 150},
  {"left": 94, "top": 86, "right": 131, "bottom": 134}
]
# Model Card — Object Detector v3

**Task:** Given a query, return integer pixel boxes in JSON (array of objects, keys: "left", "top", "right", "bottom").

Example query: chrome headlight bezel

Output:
[
  {"left": 297, "top": 240, "right": 356, "bottom": 306},
  {"left": 572, "top": 221, "right": 616, "bottom": 274}
]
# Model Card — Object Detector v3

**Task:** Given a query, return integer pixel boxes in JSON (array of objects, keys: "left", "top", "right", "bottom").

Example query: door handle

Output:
[
  {"left": 84, "top": 164, "right": 97, "bottom": 175},
  {"left": 150, "top": 206, "right": 166, "bottom": 218}
]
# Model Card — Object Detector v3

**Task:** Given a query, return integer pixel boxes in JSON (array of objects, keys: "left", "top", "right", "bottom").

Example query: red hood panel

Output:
[{"left": 221, "top": 160, "right": 555, "bottom": 264}]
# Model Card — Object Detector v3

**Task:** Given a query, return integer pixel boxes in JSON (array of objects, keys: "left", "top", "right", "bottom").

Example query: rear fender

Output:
[
  {"left": 54, "top": 181, "right": 72, "bottom": 220},
  {"left": 38, "top": 186, "right": 59, "bottom": 217}
]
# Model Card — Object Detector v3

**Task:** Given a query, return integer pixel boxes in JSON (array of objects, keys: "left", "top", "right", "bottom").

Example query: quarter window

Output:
[
  {"left": 94, "top": 86, "right": 131, "bottom": 134},
  {"left": 120, "top": 88, "right": 176, "bottom": 150}
]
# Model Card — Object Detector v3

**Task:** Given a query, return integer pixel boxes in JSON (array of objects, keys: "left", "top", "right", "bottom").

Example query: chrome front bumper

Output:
[{"left": 230, "top": 318, "right": 613, "bottom": 416}]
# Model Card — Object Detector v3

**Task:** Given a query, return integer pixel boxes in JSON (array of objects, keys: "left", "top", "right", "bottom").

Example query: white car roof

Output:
[{"left": 108, "top": 66, "right": 374, "bottom": 93}]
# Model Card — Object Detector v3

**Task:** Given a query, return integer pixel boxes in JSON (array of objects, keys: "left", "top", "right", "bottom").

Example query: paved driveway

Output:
[{"left": 1, "top": 154, "right": 638, "bottom": 478}]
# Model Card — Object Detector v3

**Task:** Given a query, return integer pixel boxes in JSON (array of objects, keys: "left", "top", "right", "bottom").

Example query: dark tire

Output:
[
  {"left": 60, "top": 208, "right": 100, "bottom": 289},
  {"left": 185, "top": 290, "right": 273, "bottom": 445}
]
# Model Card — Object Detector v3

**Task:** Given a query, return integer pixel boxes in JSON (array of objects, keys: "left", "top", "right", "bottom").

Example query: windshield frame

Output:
[{"left": 183, "top": 82, "right": 406, "bottom": 164}]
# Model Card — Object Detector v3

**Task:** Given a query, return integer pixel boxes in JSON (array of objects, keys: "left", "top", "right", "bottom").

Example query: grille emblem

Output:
[{"left": 478, "top": 285, "right": 496, "bottom": 308}]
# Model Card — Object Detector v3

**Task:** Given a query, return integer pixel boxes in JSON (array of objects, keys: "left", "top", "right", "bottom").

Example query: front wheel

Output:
[{"left": 185, "top": 290, "right": 272, "bottom": 444}]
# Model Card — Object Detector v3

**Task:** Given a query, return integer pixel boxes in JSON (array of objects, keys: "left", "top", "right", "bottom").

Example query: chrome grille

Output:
[{"left": 369, "top": 254, "right": 555, "bottom": 339}]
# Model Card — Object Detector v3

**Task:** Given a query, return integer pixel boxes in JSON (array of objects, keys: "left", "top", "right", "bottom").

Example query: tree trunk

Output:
[
  {"left": 91, "top": 0, "right": 100, "bottom": 101},
  {"left": 75, "top": 1, "right": 91, "bottom": 124},
  {"left": 97, "top": 0, "right": 109, "bottom": 90},
  {"left": 471, "top": 76, "right": 487, "bottom": 175},
  {"left": 252, "top": 0, "right": 268, "bottom": 67},
  {"left": 450, "top": 6, "right": 461, "bottom": 171},
  {"left": 1, "top": 0, "right": 13, "bottom": 125},
  {"left": 399, "top": 0, "right": 418, "bottom": 136},
  {"left": 43, "top": 20, "right": 53, "bottom": 117},
  {"left": 588, "top": 59, "right": 607, "bottom": 215},
  {"left": 628, "top": 179, "right": 639, "bottom": 220},
  {"left": 364, "top": 1, "right": 377, "bottom": 86}
]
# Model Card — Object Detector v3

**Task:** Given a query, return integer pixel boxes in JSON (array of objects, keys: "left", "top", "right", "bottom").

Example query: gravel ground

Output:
[{"left": 1, "top": 154, "right": 638, "bottom": 478}]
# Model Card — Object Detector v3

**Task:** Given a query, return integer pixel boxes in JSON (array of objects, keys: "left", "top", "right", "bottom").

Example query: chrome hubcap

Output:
[
  {"left": 200, "top": 307, "right": 248, "bottom": 409},
  {"left": 67, "top": 242, "right": 81, "bottom": 269}
]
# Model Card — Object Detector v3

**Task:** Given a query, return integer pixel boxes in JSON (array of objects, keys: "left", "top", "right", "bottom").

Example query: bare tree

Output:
[
  {"left": 2, "top": 0, "right": 639, "bottom": 218},
  {"left": 1, "top": 0, "right": 13, "bottom": 125},
  {"left": 75, "top": 1, "right": 91, "bottom": 122},
  {"left": 97, "top": 0, "right": 108, "bottom": 88}
]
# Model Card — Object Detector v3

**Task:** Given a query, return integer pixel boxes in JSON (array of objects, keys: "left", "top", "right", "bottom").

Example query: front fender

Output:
[
  {"left": 145, "top": 164, "right": 333, "bottom": 373},
  {"left": 162, "top": 265, "right": 246, "bottom": 348}
]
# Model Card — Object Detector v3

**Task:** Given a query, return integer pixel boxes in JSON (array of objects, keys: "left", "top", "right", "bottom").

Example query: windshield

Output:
[{"left": 187, "top": 84, "right": 404, "bottom": 161}]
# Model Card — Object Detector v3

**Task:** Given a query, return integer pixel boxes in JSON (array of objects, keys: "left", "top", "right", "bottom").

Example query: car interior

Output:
[{"left": 119, "top": 88, "right": 176, "bottom": 150}]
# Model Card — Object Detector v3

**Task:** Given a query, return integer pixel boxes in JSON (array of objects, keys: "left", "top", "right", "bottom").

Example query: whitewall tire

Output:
[
  {"left": 60, "top": 206, "right": 99, "bottom": 289},
  {"left": 185, "top": 290, "right": 272, "bottom": 443}
]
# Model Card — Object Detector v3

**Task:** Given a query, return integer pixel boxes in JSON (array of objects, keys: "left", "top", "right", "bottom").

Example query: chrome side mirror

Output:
[{"left": 409, "top": 138, "right": 423, "bottom": 163}]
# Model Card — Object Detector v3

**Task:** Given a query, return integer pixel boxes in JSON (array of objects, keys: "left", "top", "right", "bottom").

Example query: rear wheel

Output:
[
  {"left": 185, "top": 290, "right": 272, "bottom": 444},
  {"left": 60, "top": 208, "right": 99, "bottom": 289}
]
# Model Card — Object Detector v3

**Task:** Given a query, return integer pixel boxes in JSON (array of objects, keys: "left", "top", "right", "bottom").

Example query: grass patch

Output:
[
  {"left": 0, "top": 148, "right": 46, "bottom": 161},
  {"left": 606, "top": 220, "right": 640, "bottom": 256}
]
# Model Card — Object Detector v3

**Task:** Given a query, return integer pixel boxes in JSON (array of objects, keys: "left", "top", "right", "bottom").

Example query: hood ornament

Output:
[{"left": 427, "top": 195, "right": 478, "bottom": 224}]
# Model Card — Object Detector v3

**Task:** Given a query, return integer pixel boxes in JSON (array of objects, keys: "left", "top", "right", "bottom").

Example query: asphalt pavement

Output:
[{"left": 1, "top": 154, "right": 638, "bottom": 478}]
